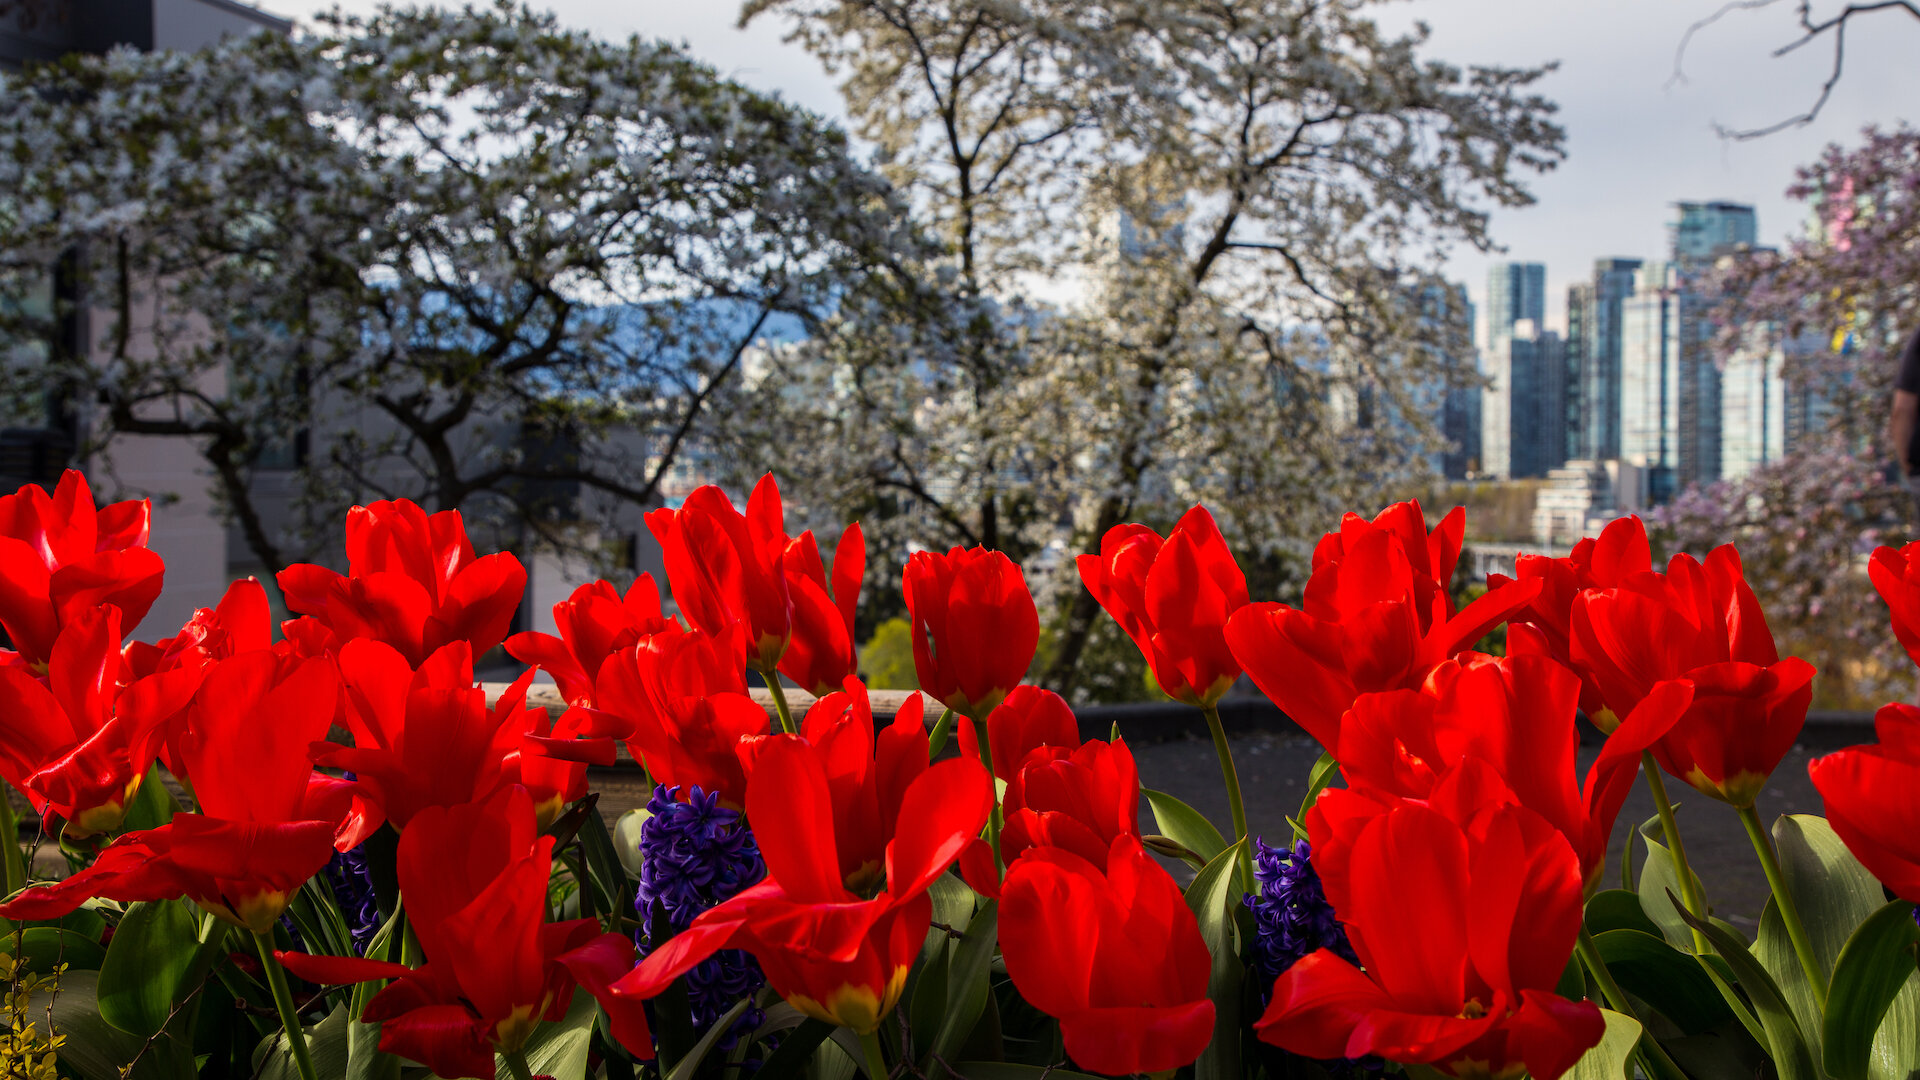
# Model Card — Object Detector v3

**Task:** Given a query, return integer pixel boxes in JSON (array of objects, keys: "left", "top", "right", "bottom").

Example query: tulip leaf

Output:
[
  {"left": 927, "top": 707, "right": 957, "bottom": 760},
  {"left": 923, "top": 898, "right": 999, "bottom": 1080},
  {"left": 661, "top": 996, "right": 750, "bottom": 1080},
  {"left": 1749, "top": 814, "right": 1903, "bottom": 1076},
  {"left": 97, "top": 898, "right": 201, "bottom": 1037},
  {"left": 1585, "top": 888, "right": 1666, "bottom": 939},
  {"left": 1590, "top": 928, "right": 1732, "bottom": 1035},
  {"left": 1822, "top": 899, "right": 1920, "bottom": 1080},
  {"left": 909, "top": 924, "right": 953, "bottom": 1053},
  {"left": 953, "top": 1064, "right": 1105, "bottom": 1080},
  {"left": 1637, "top": 828, "right": 1709, "bottom": 951},
  {"left": 0, "top": 926, "right": 107, "bottom": 974},
  {"left": 1673, "top": 893, "right": 1819, "bottom": 1080},
  {"left": 256, "top": 1003, "right": 353, "bottom": 1080},
  {"left": 613, "top": 808, "right": 650, "bottom": 876},
  {"left": 1188, "top": 837, "right": 1246, "bottom": 1080},
  {"left": 1143, "top": 788, "right": 1228, "bottom": 865},
  {"left": 118, "top": 764, "right": 181, "bottom": 833},
  {"left": 579, "top": 800, "right": 636, "bottom": 932},
  {"left": 753, "top": 1018, "right": 836, "bottom": 1080},
  {"left": 1298, "top": 751, "right": 1340, "bottom": 823},
  {"left": 1565, "top": 1008, "right": 1642, "bottom": 1080}
]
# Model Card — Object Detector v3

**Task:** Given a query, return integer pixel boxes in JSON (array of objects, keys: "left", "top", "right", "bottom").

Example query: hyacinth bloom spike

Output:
[{"left": 0, "top": 469, "right": 165, "bottom": 669}]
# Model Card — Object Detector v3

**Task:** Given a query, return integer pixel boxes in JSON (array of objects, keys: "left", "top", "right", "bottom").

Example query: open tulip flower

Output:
[
  {"left": 904, "top": 544, "right": 1039, "bottom": 722},
  {"left": 1225, "top": 501, "right": 1539, "bottom": 750},
  {"left": 646, "top": 475, "right": 793, "bottom": 672},
  {"left": 999, "top": 836, "right": 1216, "bottom": 1075},
  {"left": 0, "top": 649, "right": 349, "bottom": 930},
  {"left": 1490, "top": 514, "right": 1652, "bottom": 726},
  {"left": 505, "top": 574, "right": 674, "bottom": 708},
  {"left": 0, "top": 605, "right": 204, "bottom": 837},
  {"left": 1078, "top": 506, "right": 1249, "bottom": 707},
  {"left": 1261, "top": 776, "right": 1603, "bottom": 1080},
  {"left": 316, "top": 639, "right": 556, "bottom": 833},
  {"left": 1572, "top": 545, "right": 1815, "bottom": 807},
  {"left": 591, "top": 622, "right": 769, "bottom": 808},
  {"left": 1870, "top": 540, "right": 1920, "bottom": 669},
  {"left": 277, "top": 499, "right": 527, "bottom": 666},
  {"left": 614, "top": 682, "right": 994, "bottom": 1034},
  {"left": 278, "top": 787, "right": 653, "bottom": 1079},
  {"left": 996, "top": 735, "right": 1144, "bottom": 871},
  {"left": 0, "top": 468, "right": 165, "bottom": 670},
  {"left": 778, "top": 523, "right": 865, "bottom": 696},
  {"left": 1335, "top": 655, "right": 1695, "bottom": 887},
  {"left": 1810, "top": 703, "right": 1920, "bottom": 901}
]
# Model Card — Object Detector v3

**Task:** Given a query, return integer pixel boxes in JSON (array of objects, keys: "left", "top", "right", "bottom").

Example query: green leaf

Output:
[
  {"left": 579, "top": 800, "right": 636, "bottom": 931},
  {"left": 1188, "top": 837, "right": 1246, "bottom": 1080},
  {"left": 1585, "top": 888, "right": 1665, "bottom": 939},
  {"left": 118, "top": 764, "right": 181, "bottom": 832},
  {"left": 952, "top": 1064, "right": 1105, "bottom": 1080},
  {"left": 1298, "top": 751, "right": 1340, "bottom": 822},
  {"left": 1637, "top": 829, "right": 1708, "bottom": 950},
  {"left": 1, "top": 925, "right": 107, "bottom": 973},
  {"left": 663, "top": 997, "right": 751, "bottom": 1080},
  {"left": 923, "top": 898, "right": 998, "bottom": 1080},
  {"left": 14, "top": 969, "right": 160, "bottom": 1080},
  {"left": 1822, "top": 899, "right": 1920, "bottom": 1080},
  {"left": 257, "top": 1004, "right": 353, "bottom": 1080},
  {"left": 908, "top": 922, "right": 953, "bottom": 1055},
  {"left": 613, "top": 808, "right": 650, "bottom": 876},
  {"left": 1143, "top": 787, "right": 1228, "bottom": 865},
  {"left": 1590, "top": 928, "right": 1732, "bottom": 1035},
  {"left": 1565, "top": 1008, "right": 1642, "bottom": 1080},
  {"left": 97, "top": 898, "right": 200, "bottom": 1037},
  {"left": 754, "top": 1018, "right": 836, "bottom": 1080},
  {"left": 1673, "top": 894, "right": 1819, "bottom": 1080},
  {"left": 927, "top": 707, "right": 956, "bottom": 759},
  {"left": 1751, "top": 814, "right": 1898, "bottom": 1074}
]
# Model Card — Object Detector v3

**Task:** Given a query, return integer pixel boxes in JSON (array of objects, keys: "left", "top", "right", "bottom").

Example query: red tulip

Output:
[
  {"left": 999, "top": 736, "right": 1143, "bottom": 869},
  {"left": 1490, "top": 515, "right": 1652, "bottom": 725},
  {"left": 614, "top": 682, "right": 993, "bottom": 1034},
  {"left": 903, "top": 546, "right": 1038, "bottom": 720},
  {"left": 505, "top": 575, "right": 673, "bottom": 707},
  {"left": 278, "top": 787, "right": 654, "bottom": 1078},
  {"left": 1334, "top": 654, "right": 1695, "bottom": 887},
  {"left": 1870, "top": 541, "right": 1920, "bottom": 669},
  {"left": 778, "top": 524, "right": 864, "bottom": 696},
  {"left": 956, "top": 684, "right": 1081, "bottom": 783},
  {"left": 1259, "top": 778, "right": 1603, "bottom": 1080},
  {"left": 590, "top": 623, "right": 769, "bottom": 808},
  {"left": 1810, "top": 703, "right": 1920, "bottom": 901},
  {"left": 0, "top": 606, "right": 204, "bottom": 837},
  {"left": 0, "top": 649, "right": 351, "bottom": 931},
  {"left": 125, "top": 577, "right": 275, "bottom": 678},
  {"left": 315, "top": 640, "right": 553, "bottom": 831},
  {"left": 1224, "top": 501, "right": 1538, "bottom": 749},
  {"left": 646, "top": 475, "right": 792, "bottom": 671},
  {"left": 0, "top": 470, "right": 165, "bottom": 668},
  {"left": 999, "top": 836, "right": 1215, "bottom": 1074},
  {"left": 277, "top": 499, "right": 526, "bottom": 666},
  {"left": 1572, "top": 546, "right": 1815, "bottom": 807},
  {"left": 1078, "top": 506, "right": 1249, "bottom": 707}
]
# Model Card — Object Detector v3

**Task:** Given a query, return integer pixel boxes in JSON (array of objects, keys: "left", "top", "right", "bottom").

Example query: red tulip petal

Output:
[
  {"left": 886, "top": 756, "right": 994, "bottom": 902},
  {"left": 1059, "top": 1000, "right": 1216, "bottom": 1075},
  {"left": 745, "top": 735, "right": 850, "bottom": 903},
  {"left": 1254, "top": 948, "right": 1395, "bottom": 1059}
]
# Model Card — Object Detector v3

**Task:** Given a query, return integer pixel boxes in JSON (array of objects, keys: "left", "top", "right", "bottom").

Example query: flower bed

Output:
[{"left": 1, "top": 471, "right": 1917, "bottom": 1080}]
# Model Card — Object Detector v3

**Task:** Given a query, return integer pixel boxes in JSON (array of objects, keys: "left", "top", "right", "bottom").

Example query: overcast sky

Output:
[{"left": 281, "top": 0, "right": 1920, "bottom": 333}]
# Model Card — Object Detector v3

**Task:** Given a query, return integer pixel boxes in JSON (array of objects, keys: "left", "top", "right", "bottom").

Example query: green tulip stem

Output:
[
  {"left": 1642, "top": 753, "right": 1709, "bottom": 954},
  {"left": 0, "top": 794, "right": 24, "bottom": 897},
  {"left": 765, "top": 673, "right": 797, "bottom": 735},
  {"left": 927, "top": 707, "right": 956, "bottom": 760},
  {"left": 1738, "top": 803, "right": 1828, "bottom": 1012},
  {"left": 1576, "top": 927, "right": 1689, "bottom": 1080},
  {"left": 502, "top": 1047, "right": 538, "bottom": 1080},
  {"left": 970, "top": 714, "right": 1004, "bottom": 871},
  {"left": 1202, "top": 705, "right": 1255, "bottom": 895},
  {"left": 253, "top": 930, "right": 319, "bottom": 1080},
  {"left": 858, "top": 1028, "right": 890, "bottom": 1080}
]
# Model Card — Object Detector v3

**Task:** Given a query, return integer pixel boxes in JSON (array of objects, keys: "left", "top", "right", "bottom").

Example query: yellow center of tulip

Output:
[
  {"left": 64, "top": 775, "right": 143, "bottom": 840},
  {"left": 493, "top": 997, "right": 552, "bottom": 1057},
  {"left": 785, "top": 966, "right": 910, "bottom": 1035},
  {"left": 1685, "top": 766, "right": 1767, "bottom": 809}
]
